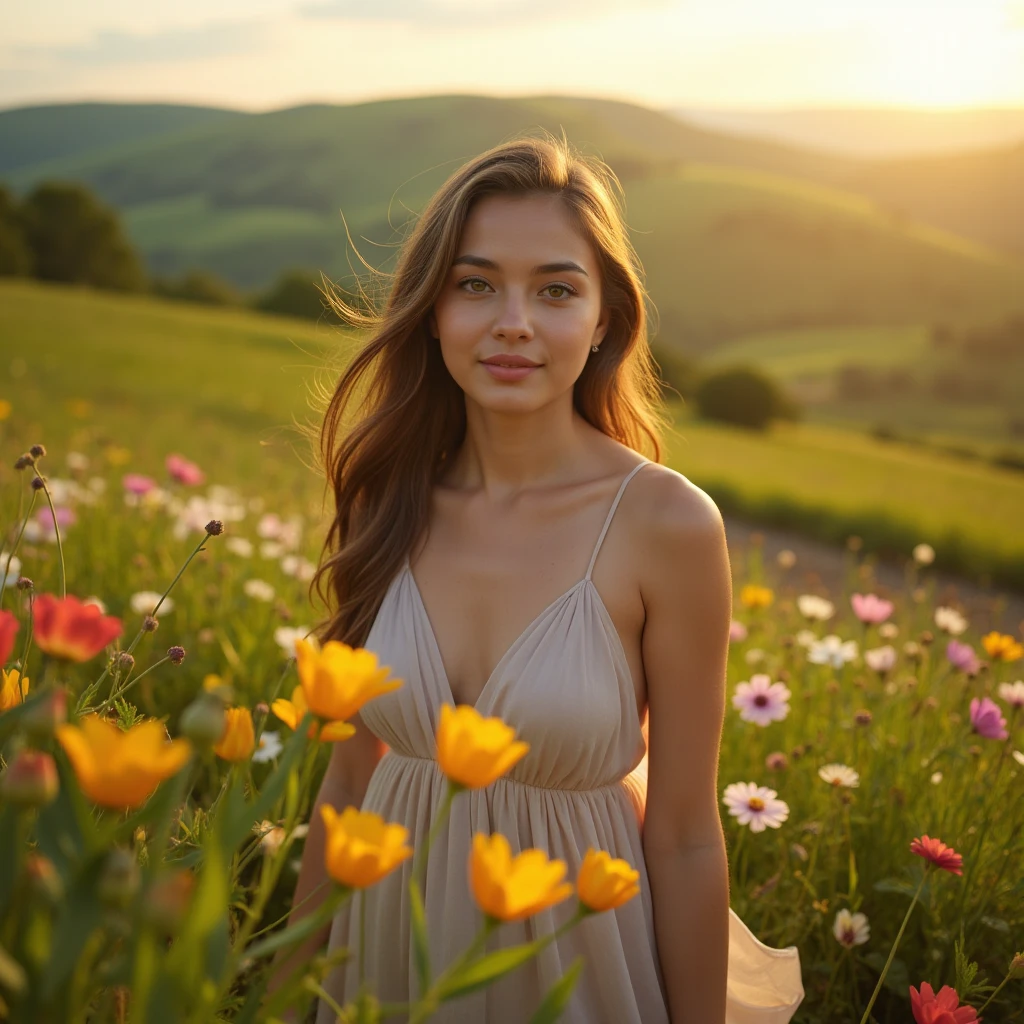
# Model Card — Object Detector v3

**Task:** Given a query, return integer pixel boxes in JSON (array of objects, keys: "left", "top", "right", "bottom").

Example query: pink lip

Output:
[
  {"left": 482, "top": 363, "right": 538, "bottom": 382},
  {"left": 480, "top": 354, "right": 541, "bottom": 367}
]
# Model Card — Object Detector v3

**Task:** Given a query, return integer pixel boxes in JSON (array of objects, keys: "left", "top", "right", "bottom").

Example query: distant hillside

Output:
[
  {"left": 0, "top": 102, "right": 243, "bottom": 177},
  {"left": 841, "top": 140, "right": 1024, "bottom": 259},
  {"left": 672, "top": 107, "right": 1024, "bottom": 159},
  {"left": 3, "top": 95, "right": 1024, "bottom": 346}
]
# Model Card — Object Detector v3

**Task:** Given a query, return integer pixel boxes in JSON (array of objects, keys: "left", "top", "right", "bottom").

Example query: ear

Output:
[{"left": 592, "top": 304, "right": 611, "bottom": 348}]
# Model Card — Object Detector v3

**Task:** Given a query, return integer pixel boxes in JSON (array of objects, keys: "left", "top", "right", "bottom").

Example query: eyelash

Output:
[{"left": 457, "top": 276, "right": 578, "bottom": 299}]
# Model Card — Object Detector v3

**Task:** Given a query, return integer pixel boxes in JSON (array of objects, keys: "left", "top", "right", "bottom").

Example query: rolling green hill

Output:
[{"left": 3, "top": 95, "right": 1024, "bottom": 347}]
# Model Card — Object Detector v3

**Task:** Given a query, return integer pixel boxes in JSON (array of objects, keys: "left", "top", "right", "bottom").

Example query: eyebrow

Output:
[{"left": 452, "top": 254, "right": 590, "bottom": 277}]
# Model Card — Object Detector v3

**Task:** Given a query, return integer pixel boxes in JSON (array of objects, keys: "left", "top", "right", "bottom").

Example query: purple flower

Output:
[
  {"left": 851, "top": 593, "right": 894, "bottom": 624},
  {"left": 970, "top": 697, "right": 1008, "bottom": 741},
  {"left": 946, "top": 639, "right": 980, "bottom": 675},
  {"left": 732, "top": 674, "right": 791, "bottom": 727}
]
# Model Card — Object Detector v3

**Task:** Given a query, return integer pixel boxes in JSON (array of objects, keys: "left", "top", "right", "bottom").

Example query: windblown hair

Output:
[{"left": 310, "top": 130, "right": 668, "bottom": 648}]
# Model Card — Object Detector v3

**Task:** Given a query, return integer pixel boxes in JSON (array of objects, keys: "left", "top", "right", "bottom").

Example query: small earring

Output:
[{"left": 591, "top": 345, "right": 599, "bottom": 353}]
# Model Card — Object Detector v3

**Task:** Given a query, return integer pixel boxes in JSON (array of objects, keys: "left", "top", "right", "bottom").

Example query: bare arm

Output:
[
  {"left": 265, "top": 712, "right": 385, "bottom": 1013},
  {"left": 640, "top": 473, "right": 731, "bottom": 1024}
]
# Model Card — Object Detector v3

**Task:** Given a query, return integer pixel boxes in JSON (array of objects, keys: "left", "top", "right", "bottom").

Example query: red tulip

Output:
[
  {"left": 0, "top": 610, "right": 19, "bottom": 666},
  {"left": 33, "top": 594, "right": 123, "bottom": 663}
]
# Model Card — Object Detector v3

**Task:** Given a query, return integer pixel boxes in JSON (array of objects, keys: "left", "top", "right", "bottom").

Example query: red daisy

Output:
[
  {"left": 910, "top": 981, "right": 979, "bottom": 1023},
  {"left": 910, "top": 835, "right": 963, "bottom": 876}
]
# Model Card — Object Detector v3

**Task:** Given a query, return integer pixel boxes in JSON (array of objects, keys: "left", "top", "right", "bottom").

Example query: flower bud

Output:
[
  {"left": 114, "top": 651, "right": 135, "bottom": 674},
  {"left": 30, "top": 476, "right": 45, "bottom": 491},
  {"left": 14, "top": 454, "right": 31, "bottom": 470},
  {"left": 21, "top": 687, "right": 68, "bottom": 743},
  {"left": 205, "top": 520, "right": 223, "bottom": 536},
  {"left": 98, "top": 848, "right": 141, "bottom": 910},
  {"left": 142, "top": 615, "right": 159, "bottom": 633},
  {"left": 179, "top": 693, "right": 227, "bottom": 748},
  {"left": 1, "top": 750, "right": 59, "bottom": 807},
  {"left": 167, "top": 645, "right": 186, "bottom": 666},
  {"left": 1009, "top": 952, "right": 1024, "bottom": 980},
  {"left": 25, "top": 853, "right": 64, "bottom": 904},
  {"left": 854, "top": 709, "right": 872, "bottom": 726},
  {"left": 29, "top": 444, "right": 46, "bottom": 459},
  {"left": 16, "top": 576, "right": 33, "bottom": 591},
  {"left": 141, "top": 870, "right": 195, "bottom": 934}
]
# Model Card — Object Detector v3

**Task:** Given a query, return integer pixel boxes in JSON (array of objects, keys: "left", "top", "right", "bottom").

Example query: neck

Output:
[{"left": 449, "top": 396, "right": 586, "bottom": 497}]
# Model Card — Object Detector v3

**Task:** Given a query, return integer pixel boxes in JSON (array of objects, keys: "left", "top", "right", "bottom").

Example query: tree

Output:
[
  {"left": 152, "top": 269, "right": 241, "bottom": 306},
  {"left": 18, "top": 181, "right": 146, "bottom": 291},
  {"left": 693, "top": 365, "right": 793, "bottom": 430},
  {"left": 0, "top": 185, "right": 32, "bottom": 277}
]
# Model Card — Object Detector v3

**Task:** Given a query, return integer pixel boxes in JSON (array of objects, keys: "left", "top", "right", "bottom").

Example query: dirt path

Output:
[{"left": 723, "top": 515, "right": 1024, "bottom": 641}]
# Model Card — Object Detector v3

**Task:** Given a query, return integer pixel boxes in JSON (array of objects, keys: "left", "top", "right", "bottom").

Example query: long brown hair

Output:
[{"left": 309, "top": 130, "right": 668, "bottom": 648}]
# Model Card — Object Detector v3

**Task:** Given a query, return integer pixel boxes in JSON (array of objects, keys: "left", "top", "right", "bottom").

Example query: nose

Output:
[{"left": 491, "top": 291, "right": 534, "bottom": 342}]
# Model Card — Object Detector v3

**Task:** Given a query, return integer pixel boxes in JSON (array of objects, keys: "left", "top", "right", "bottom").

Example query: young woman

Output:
[{"left": 274, "top": 134, "right": 803, "bottom": 1023}]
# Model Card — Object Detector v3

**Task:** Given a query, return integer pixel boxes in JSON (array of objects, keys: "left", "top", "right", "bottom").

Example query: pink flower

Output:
[
  {"left": 729, "top": 620, "right": 748, "bottom": 643},
  {"left": 910, "top": 835, "right": 963, "bottom": 876},
  {"left": 123, "top": 473, "right": 157, "bottom": 496},
  {"left": 165, "top": 453, "right": 205, "bottom": 486},
  {"left": 851, "top": 593, "right": 894, "bottom": 624},
  {"left": 969, "top": 697, "right": 1008, "bottom": 741},
  {"left": 732, "top": 674, "right": 791, "bottom": 727},
  {"left": 35, "top": 506, "right": 76, "bottom": 535},
  {"left": 909, "top": 981, "right": 979, "bottom": 1023},
  {"left": 946, "top": 640, "right": 980, "bottom": 675}
]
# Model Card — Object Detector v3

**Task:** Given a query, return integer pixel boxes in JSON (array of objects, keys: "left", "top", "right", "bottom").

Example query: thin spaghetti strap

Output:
[{"left": 584, "top": 460, "right": 651, "bottom": 580}]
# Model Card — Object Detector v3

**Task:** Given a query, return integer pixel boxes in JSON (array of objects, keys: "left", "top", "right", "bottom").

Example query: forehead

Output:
[{"left": 457, "top": 193, "right": 595, "bottom": 268}]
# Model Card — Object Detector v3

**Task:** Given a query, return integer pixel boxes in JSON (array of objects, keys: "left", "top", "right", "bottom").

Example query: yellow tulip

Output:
[
  {"left": 55, "top": 714, "right": 191, "bottom": 809},
  {"left": 294, "top": 637, "right": 402, "bottom": 721},
  {"left": 469, "top": 832, "right": 574, "bottom": 922},
  {"left": 981, "top": 631, "right": 1023, "bottom": 662},
  {"left": 271, "top": 685, "right": 355, "bottom": 743},
  {"left": 320, "top": 804, "right": 413, "bottom": 888},
  {"left": 576, "top": 848, "right": 640, "bottom": 913},
  {"left": 436, "top": 703, "right": 529, "bottom": 790},
  {"left": 0, "top": 668, "right": 29, "bottom": 712},
  {"left": 213, "top": 707, "right": 256, "bottom": 761},
  {"left": 740, "top": 584, "right": 773, "bottom": 610}
]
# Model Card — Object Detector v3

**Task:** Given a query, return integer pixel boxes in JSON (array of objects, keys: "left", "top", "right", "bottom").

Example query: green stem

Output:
[
  {"left": 90, "top": 656, "right": 172, "bottom": 714},
  {"left": 411, "top": 783, "right": 459, "bottom": 889},
  {"left": 36, "top": 475, "right": 67, "bottom": 599},
  {"left": 0, "top": 489, "right": 38, "bottom": 614},
  {"left": 977, "top": 966, "right": 1013, "bottom": 1013},
  {"left": 858, "top": 870, "right": 928, "bottom": 1024}
]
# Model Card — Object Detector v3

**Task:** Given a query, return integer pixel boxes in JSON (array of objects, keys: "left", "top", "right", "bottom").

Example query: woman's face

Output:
[{"left": 429, "top": 193, "right": 610, "bottom": 414}]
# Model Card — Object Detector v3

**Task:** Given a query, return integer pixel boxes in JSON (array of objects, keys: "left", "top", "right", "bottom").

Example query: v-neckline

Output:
[{"left": 404, "top": 561, "right": 592, "bottom": 712}]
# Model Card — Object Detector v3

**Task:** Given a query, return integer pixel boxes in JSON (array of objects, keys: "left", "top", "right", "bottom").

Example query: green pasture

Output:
[{"left": 2, "top": 279, "right": 1023, "bottom": 590}]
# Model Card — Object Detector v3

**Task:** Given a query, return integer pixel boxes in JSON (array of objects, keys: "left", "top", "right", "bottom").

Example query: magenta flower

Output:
[
  {"left": 851, "top": 593, "right": 894, "bottom": 624},
  {"left": 732, "top": 674, "right": 791, "bottom": 727},
  {"left": 970, "top": 696, "right": 1008, "bottom": 741},
  {"left": 35, "top": 506, "right": 76, "bottom": 535},
  {"left": 123, "top": 473, "right": 157, "bottom": 496},
  {"left": 165, "top": 453, "right": 205, "bottom": 486},
  {"left": 947, "top": 639, "right": 980, "bottom": 675}
]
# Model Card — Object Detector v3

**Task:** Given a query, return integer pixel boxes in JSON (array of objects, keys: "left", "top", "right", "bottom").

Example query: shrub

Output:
[{"left": 692, "top": 365, "right": 792, "bottom": 430}]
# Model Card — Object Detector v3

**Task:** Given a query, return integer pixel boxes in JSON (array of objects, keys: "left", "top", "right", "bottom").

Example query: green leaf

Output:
[
  {"left": 243, "top": 887, "right": 348, "bottom": 962},
  {"left": 848, "top": 846, "right": 858, "bottom": 900},
  {"left": 408, "top": 879, "right": 431, "bottom": 994},
  {"left": 529, "top": 956, "right": 584, "bottom": 1024},
  {"left": 437, "top": 938, "right": 551, "bottom": 1001}
]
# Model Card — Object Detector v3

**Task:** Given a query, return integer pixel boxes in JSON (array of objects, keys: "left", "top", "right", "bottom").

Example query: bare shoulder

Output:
[{"left": 628, "top": 463, "right": 726, "bottom": 555}]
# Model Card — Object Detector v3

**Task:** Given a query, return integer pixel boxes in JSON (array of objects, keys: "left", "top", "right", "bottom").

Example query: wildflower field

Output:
[{"left": 0, "top": 282, "right": 1023, "bottom": 1022}]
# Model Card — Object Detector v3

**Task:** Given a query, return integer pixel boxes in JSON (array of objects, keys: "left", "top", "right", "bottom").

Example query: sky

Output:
[{"left": 3, "top": 0, "right": 1024, "bottom": 113}]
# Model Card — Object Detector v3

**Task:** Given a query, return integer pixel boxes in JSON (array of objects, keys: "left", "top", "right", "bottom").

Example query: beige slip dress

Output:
[{"left": 318, "top": 459, "right": 804, "bottom": 1023}]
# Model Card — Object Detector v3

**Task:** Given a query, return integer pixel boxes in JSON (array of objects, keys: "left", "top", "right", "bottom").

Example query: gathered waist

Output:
[{"left": 378, "top": 748, "right": 631, "bottom": 796}]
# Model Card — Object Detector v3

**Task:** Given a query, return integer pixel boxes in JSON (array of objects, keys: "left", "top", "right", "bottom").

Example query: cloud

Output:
[
  {"left": 13, "top": 20, "right": 267, "bottom": 68},
  {"left": 298, "top": 0, "right": 675, "bottom": 28}
]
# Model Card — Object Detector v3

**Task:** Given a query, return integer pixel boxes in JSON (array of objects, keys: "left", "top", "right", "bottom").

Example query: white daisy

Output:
[
  {"left": 818, "top": 763, "right": 860, "bottom": 788},
  {"left": 934, "top": 606, "right": 968, "bottom": 636},
  {"left": 807, "top": 634, "right": 859, "bottom": 669},
  {"left": 795, "top": 629, "right": 818, "bottom": 649},
  {"left": 225, "top": 537, "right": 254, "bottom": 558},
  {"left": 281, "top": 555, "right": 316, "bottom": 582},
  {"left": 930, "top": 771, "right": 943, "bottom": 785},
  {"left": 722, "top": 782, "right": 790, "bottom": 833},
  {"left": 997, "top": 681, "right": 1024, "bottom": 709},
  {"left": 130, "top": 591, "right": 173, "bottom": 615},
  {"left": 797, "top": 595, "right": 834, "bottom": 621},
  {"left": 1013, "top": 750, "right": 1024, "bottom": 767},
  {"left": 913, "top": 543, "right": 935, "bottom": 566},
  {"left": 252, "top": 730, "right": 283, "bottom": 763},
  {"left": 243, "top": 579, "right": 275, "bottom": 602},
  {"left": 0, "top": 553, "right": 21, "bottom": 589},
  {"left": 864, "top": 645, "right": 897, "bottom": 673},
  {"left": 275, "top": 625, "right": 312, "bottom": 656},
  {"left": 833, "top": 908, "right": 870, "bottom": 947}
]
